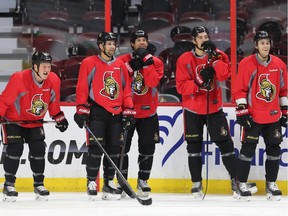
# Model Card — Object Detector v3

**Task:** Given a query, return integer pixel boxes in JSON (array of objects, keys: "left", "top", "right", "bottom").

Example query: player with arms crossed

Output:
[{"left": 0, "top": 51, "right": 69, "bottom": 202}]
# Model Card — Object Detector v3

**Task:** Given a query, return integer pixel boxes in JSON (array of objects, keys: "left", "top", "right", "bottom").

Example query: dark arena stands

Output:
[{"left": 0, "top": 0, "right": 287, "bottom": 102}]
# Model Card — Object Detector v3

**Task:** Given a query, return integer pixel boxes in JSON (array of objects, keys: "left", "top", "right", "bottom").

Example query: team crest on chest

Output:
[
  {"left": 26, "top": 94, "right": 48, "bottom": 116},
  {"left": 256, "top": 74, "right": 276, "bottom": 102},
  {"left": 195, "top": 64, "right": 215, "bottom": 91},
  {"left": 100, "top": 71, "right": 119, "bottom": 100},
  {"left": 133, "top": 72, "right": 148, "bottom": 95}
]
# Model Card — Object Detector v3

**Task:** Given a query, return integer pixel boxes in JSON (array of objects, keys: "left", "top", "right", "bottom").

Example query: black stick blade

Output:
[
  {"left": 137, "top": 197, "right": 152, "bottom": 205},
  {"left": 118, "top": 178, "right": 136, "bottom": 199}
]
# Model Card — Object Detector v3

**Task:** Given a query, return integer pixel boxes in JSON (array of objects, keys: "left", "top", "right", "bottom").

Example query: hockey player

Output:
[
  {"left": 176, "top": 26, "right": 257, "bottom": 198},
  {"left": 117, "top": 29, "right": 164, "bottom": 197},
  {"left": 233, "top": 30, "right": 287, "bottom": 201},
  {"left": 73, "top": 32, "right": 135, "bottom": 200},
  {"left": 0, "top": 51, "right": 69, "bottom": 202}
]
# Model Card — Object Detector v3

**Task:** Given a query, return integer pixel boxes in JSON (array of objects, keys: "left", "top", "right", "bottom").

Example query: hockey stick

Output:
[
  {"left": 118, "top": 67, "right": 137, "bottom": 172},
  {"left": 202, "top": 81, "right": 211, "bottom": 200},
  {"left": 84, "top": 122, "right": 152, "bottom": 206},
  {"left": 0, "top": 120, "right": 56, "bottom": 125},
  {"left": 119, "top": 129, "right": 128, "bottom": 172}
]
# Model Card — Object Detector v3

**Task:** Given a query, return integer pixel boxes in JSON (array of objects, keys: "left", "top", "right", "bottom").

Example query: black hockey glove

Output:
[
  {"left": 122, "top": 108, "right": 136, "bottom": 130},
  {"left": 134, "top": 48, "right": 154, "bottom": 66},
  {"left": 126, "top": 58, "right": 143, "bottom": 74},
  {"left": 74, "top": 104, "right": 90, "bottom": 129},
  {"left": 53, "top": 111, "right": 69, "bottom": 132},
  {"left": 194, "top": 67, "right": 215, "bottom": 87},
  {"left": 235, "top": 104, "right": 252, "bottom": 129},
  {"left": 200, "top": 67, "right": 215, "bottom": 83},
  {"left": 202, "top": 40, "right": 217, "bottom": 54},
  {"left": 280, "top": 106, "right": 287, "bottom": 128}
]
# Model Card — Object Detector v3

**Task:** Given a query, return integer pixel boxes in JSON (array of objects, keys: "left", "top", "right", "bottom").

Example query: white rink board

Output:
[{"left": 0, "top": 106, "right": 287, "bottom": 181}]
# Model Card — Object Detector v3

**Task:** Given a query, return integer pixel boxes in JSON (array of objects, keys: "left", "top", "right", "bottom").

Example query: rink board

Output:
[{"left": 0, "top": 106, "right": 287, "bottom": 194}]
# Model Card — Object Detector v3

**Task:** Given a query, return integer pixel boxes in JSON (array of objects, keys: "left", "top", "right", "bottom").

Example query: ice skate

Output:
[
  {"left": 116, "top": 183, "right": 127, "bottom": 198},
  {"left": 137, "top": 179, "right": 151, "bottom": 197},
  {"left": 101, "top": 180, "right": 121, "bottom": 200},
  {"left": 247, "top": 182, "right": 258, "bottom": 194},
  {"left": 191, "top": 181, "right": 203, "bottom": 199},
  {"left": 266, "top": 181, "right": 282, "bottom": 201},
  {"left": 231, "top": 179, "right": 258, "bottom": 198},
  {"left": 87, "top": 181, "right": 97, "bottom": 201},
  {"left": 2, "top": 184, "right": 18, "bottom": 202},
  {"left": 34, "top": 185, "right": 50, "bottom": 201},
  {"left": 236, "top": 182, "right": 251, "bottom": 201}
]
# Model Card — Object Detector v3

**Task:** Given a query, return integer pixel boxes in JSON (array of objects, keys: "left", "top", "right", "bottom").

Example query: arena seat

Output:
[
  {"left": 140, "top": 0, "right": 175, "bottom": 18},
  {"left": 148, "top": 32, "right": 169, "bottom": 55},
  {"left": 76, "top": 32, "right": 100, "bottom": 56},
  {"left": 139, "top": 12, "right": 174, "bottom": 33},
  {"left": 62, "top": 58, "right": 82, "bottom": 79},
  {"left": 33, "top": 33, "right": 68, "bottom": 60},
  {"left": 82, "top": 11, "right": 105, "bottom": 33},
  {"left": 38, "top": 10, "right": 69, "bottom": 32},
  {"left": 178, "top": 11, "right": 210, "bottom": 24},
  {"left": 60, "top": 78, "right": 78, "bottom": 101}
]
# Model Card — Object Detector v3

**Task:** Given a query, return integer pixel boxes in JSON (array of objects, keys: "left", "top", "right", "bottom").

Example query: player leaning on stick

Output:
[
  {"left": 175, "top": 26, "right": 257, "bottom": 198},
  {"left": 0, "top": 51, "right": 69, "bottom": 202},
  {"left": 117, "top": 29, "right": 164, "bottom": 197},
  {"left": 233, "top": 30, "right": 287, "bottom": 201},
  {"left": 73, "top": 32, "right": 135, "bottom": 201}
]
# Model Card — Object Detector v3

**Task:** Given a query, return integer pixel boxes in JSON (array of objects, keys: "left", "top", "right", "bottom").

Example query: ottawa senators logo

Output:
[
  {"left": 274, "top": 129, "right": 281, "bottom": 139},
  {"left": 153, "top": 133, "right": 159, "bottom": 142},
  {"left": 220, "top": 127, "right": 228, "bottom": 136},
  {"left": 256, "top": 74, "right": 276, "bottom": 102},
  {"left": 133, "top": 72, "right": 148, "bottom": 95},
  {"left": 100, "top": 71, "right": 119, "bottom": 99},
  {"left": 26, "top": 94, "right": 48, "bottom": 116}
]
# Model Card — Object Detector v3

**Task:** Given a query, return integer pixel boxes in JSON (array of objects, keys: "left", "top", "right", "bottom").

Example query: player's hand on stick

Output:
[
  {"left": 74, "top": 104, "right": 90, "bottom": 128},
  {"left": 122, "top": 108, "right": 136, "bottom": 130},
  {"left": 53, "top": 111, "right": 69, "bottom": 132},
  {"left": 280, "top": 106, "right": 287, "bottom": 128},
  {"left": 235, "top": 104, "right": 252, "bottom": 129}
]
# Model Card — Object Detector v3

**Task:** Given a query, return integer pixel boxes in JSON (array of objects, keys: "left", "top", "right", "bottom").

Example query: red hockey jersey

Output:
[
  {"left": 233, "top": 54, "right": 287, "bottom": 124},
  {"left": 176, "top": 49, "right": 230, "bottom": 114},
  {"left": 76, "top": 55, "right": 133, "bottom": 114},
  {"left": 0, "top": 69, "right": 62, "bottom": 128},
  {"left": 118, "top": 54, "right": 164, "bottom": 118}
]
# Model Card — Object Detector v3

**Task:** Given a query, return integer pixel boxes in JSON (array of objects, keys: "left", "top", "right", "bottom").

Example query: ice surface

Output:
[{"left": 0, "top": 193, "right": 287, "bottom": 216}]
